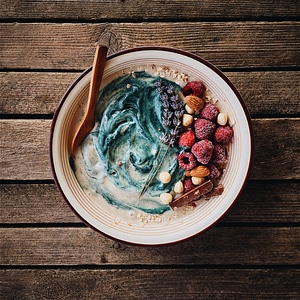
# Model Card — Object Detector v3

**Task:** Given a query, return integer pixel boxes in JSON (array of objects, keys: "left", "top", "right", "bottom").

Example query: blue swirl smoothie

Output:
[{"left": 73, "top": 71, "right": 185, "bottom": 215}]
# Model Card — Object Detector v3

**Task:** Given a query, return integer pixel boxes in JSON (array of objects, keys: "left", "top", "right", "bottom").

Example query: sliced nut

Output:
[
  {"left": 182, "top": 114, "right": 193, "bottom": 127},
  {"left": 190, "top": 165, "right": 210, "bottom": 177},
  {"left": 159, "top": 171, "right": 171, "bottom": 183},
  {"left": 160, "top": 192, "right": 173, "bottom": 204},
  {"left": 185, "top": 95, "right": 204, "bottom": 111},
  {"left": 174, "top": 181, "right": 184, "bottom": 194},
  {"left": 191, "top": 176, "right": 205, "bottom": 185},
  {"left": 185, "top": 104, "right": 195, "bottom": 114},
  {"left": 217, "top": 112, "right": 228, "bottom": 126}
]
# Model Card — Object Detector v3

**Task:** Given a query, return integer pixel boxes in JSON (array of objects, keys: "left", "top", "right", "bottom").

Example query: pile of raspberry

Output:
[{"left": 177, "top": 81, "right": 233, "bottom": 192}]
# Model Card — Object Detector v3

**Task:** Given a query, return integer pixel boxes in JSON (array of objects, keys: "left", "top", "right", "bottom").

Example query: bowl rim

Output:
[{"left": 49, "top": 46, "right": 254, "bottom": 246}]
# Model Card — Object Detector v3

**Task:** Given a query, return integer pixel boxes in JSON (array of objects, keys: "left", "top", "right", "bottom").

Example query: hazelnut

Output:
[
  {"left": 174, "top": 181, "right": 184, "bottom": 194},
  {"left": 159, "top": 171, "right": 171, "bottom": 183},
  {"left": 191, "top": 177, "right": 205, "bottom": 185},
  {"left": 217, "top": 112, "right": 228, "bottom": 126},
  {"left": 160, "top": 193, "right": 173, "bottom": 204},
  {"left": 182, "top": 114, "right": 194, "bottom": 127},
  {"left": 185, "top": 104, "right": 195, "bottom": 114}
]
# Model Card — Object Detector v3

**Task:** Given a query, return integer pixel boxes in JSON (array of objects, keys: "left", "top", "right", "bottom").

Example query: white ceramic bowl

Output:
[{"left": 50, "top": 47, "right": 253, "bottom": 245}]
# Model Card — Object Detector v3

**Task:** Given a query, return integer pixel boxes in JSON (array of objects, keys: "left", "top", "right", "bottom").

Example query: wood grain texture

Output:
[
  {"left": 1, "top": 118, "right": 299, "bottom": 180},
  {"left": 1, "top": 22, "right": 299, "bottom": 69},
  {"left": 0, "top": 119, "right": 52, "bottom": 180},
  {"left": 1, "top": 181, "right": 299, "bottom": 224},
  {"left": 1, "top": 71, "right": 299, "bottom": 115},
  {"left": 1, "top": 2, "right": 299, "bottom": 299},
  {"left": 223, "top": 181, "right": 300, "bottom": 223},
  {"left": 1, "top": 269, "right": 299, "bottom": 299},
  {"left": 0, "top": 72, "right": 79, "bottom": 115},
  {"left": 1, "top": 0, "right": 299, "bottom": 20},
  {"left": 1, "top": 227, "right": 299, "bottom": 265},
  {"left": 252, "top": 118, "right": 300, "bottom": 180}
]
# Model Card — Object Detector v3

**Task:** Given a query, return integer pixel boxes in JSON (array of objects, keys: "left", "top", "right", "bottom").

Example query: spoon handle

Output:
[
  {"left": 86, "top": 45, "right": 108, "bottom": 120},
  {"left": 71, "top": 45, "right": 108, "bottom": 154}
]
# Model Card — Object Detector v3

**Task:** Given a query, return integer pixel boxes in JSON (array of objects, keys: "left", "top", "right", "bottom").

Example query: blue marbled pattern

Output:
[{"left": 79, "top": 71, "right": 184, "bottom": 214}]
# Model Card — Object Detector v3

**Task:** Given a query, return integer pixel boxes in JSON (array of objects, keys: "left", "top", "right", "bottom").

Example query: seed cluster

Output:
[{"left": 155, "top": 80, "right": 185, "bottom": 146}]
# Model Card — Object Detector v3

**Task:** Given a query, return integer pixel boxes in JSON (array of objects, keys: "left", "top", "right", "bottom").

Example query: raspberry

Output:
[
  {"left": 178, "top": 130, "right": 196, "bottom": 148},
  {"left": 177, "top": 152, "right": 197, "bottom": 170},
  {"left": 207, "top": 163, "right": 222, "bottom": 179},
  {"left": 183, "top": 178, "right": 196, "bottom": 193},
  {"left": 211, "top": 143, "right": 227, "bottom": 164},
  {"left": 199, "top": 103, "right": 219, "bottom": 121},
  {"left": 194, "top": 118, "right": 216, "bottom": 140},
  {"left": 182, "top": 81, "right": 205, "bottom": 98},
  {"left": 214, "top": 125, "right": 234, "bottom": 144},
  {"left": 191, "top": 139, "right": 214, "bottom": 165}
]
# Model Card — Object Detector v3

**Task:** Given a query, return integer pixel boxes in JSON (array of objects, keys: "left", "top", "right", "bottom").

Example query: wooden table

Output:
[{"left": 1, "top": 1, "right": 299, "bottom": 298}]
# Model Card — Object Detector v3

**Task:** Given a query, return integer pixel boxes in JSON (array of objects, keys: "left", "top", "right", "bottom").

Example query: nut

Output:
[
  {"left": 185, "top": 104, "right": 195, "bottom": 114},
  {"left": 190, "top": 165, "right": 210, "bottom": 177},
  {"left": 159, "top": 171, "right": 171, "bottom": 183},
  {"left": 185, "top": 95, "right": 204, "bottom": 111},
  {"left": 182, "top": 114, "right": 194, "bottom": 127},
  {"left": 160, "top": 192, "right": 173, "bottom": 204},
  {"left": 185, "top": 170, "right": 192, "bottom": 177},
  {"left": 217, "top": 112, "right": 228, "bottom": 126},
  {"left": 191, "top": 176, "right": 205, "bottom": 185},
  {"left": 174, "top": 181, "right": 184, "bottom": 194}
]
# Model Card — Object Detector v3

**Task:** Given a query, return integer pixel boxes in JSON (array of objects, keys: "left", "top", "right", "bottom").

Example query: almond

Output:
[
  {"left": 185, "top": 170, "right": 192, "bottom": 177},
  {"left": 185, "top": 95, "right": 204, "bottom": 111},
  {"left": 190, "top": 165, "right": 210, "bottom": 177}
]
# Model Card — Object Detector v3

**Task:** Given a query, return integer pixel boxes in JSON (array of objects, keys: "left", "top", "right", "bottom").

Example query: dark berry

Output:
[
  {"left": 183, "top": 178, "right": 196, "bottom": 193},
  {"left": 207, "top": 163, "right": 222, "bottom": 179},
  {"left": 191, "top": 139, "right": 214, "bottom": 165},
  {"left": 199, "top": 103, "right": 219, "bottom": 121},
  {"left": 182, "top": 81, "right": 205, "bottom": 98},
  {"left": 211, "top": 143, "right": 227, "bottom": 164},
  {"left": 194, "top": 118, "right": 216, "bottom": 140},
  {"left": 214, "top": 125, "right": 234, "bottom": 144},
  {"left": 177, "top": 152, "right": 197, "bottom": 170}
]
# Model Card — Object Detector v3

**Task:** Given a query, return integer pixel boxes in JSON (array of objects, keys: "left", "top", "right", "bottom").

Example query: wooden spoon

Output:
[{"left": 71, "top": 45, "right": 108, "bottom": 154}]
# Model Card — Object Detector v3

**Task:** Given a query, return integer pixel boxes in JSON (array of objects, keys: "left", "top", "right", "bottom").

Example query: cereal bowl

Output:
[{"left": 50, "top": 47, "right": 253, "bottom": 245}]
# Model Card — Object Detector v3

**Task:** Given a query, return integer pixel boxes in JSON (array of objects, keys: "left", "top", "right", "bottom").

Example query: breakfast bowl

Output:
[{"left": 50, "top": 46, "right": 253, "bottom": 246}]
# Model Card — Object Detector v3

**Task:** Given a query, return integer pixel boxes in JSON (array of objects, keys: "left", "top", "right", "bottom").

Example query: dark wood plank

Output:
[
  {"left": 1, "top": 181, "right": 299, "bottom": 224},
  {"left": 223, "top": 181, "right": 300, "bottom": 223},
  {"left": 252, "top": 118, "right": 300, "bottom": 180},
  {"left": 1, "top": 71, "right": 299, "bottom": 116},
  {"left": 1, "top": 269, "right": 299, "bottom": 299},
  {"left": 0, "top": 22, "right": 299, "bottom": 69},
  {"left": 226, "top": 71, "right": 300, "bottom": 116},
  {"left": 1, "top": 118, "right": 299, "bottom": 180},
  {"left": 0, "top": 119, "right": 52, "bottom": 180},
  {"left": 0, "top": 184, "right": 78, "bottom": 224},
  {"left": 1, "top": 0, "right": 299, "bottom": 20},
  {"left": 0, "top": 72, "right": 79, "bottom": 115},
  {"left": 1, "top": 227, "right": 299, "bottom": 265}
]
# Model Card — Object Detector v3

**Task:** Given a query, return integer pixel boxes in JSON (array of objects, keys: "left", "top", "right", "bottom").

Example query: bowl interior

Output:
[{"left": 50, "top": 47, "right": 252, "bottom": 245}]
